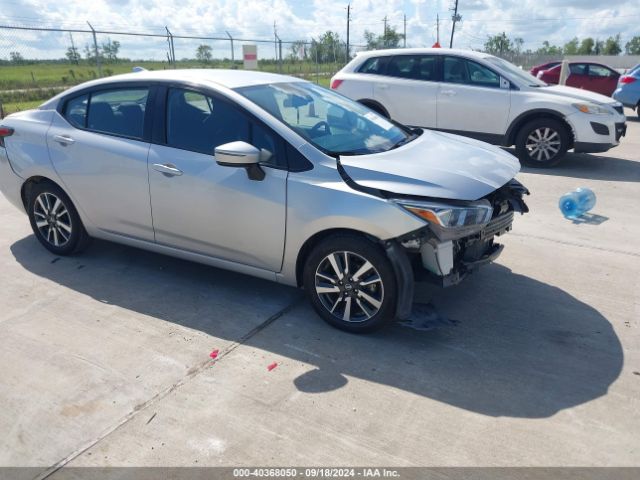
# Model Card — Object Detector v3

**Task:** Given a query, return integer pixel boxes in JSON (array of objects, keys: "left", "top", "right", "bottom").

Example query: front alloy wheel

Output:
[
  {"left": 304, "top": 234, "right": 397, "bottom": 333},
  {"left": 516, "top": 118, "right": 569, "bottom": 168},
  {"left": 314, "top": 251, "right": 384, "bottom": 323}
]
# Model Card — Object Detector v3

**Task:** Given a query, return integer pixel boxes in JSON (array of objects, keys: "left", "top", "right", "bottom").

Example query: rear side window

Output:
[
  {"left": 64, "top": 94, "right": 88, "bottom": 128},
  {"left": 166, "top": 88, "right": 249, "bottom": 155},
  {"left": 357, "top": 57, "right": 388, "bottom": 75},
  {"left": 570, "top": 64, "right": 588, "bottom": 75},
  {"left": 86, "top": 88, "right": 149, "bottom": 139},
  {"left": 387, "top": 55, "right": 438, "bottom": 81}
]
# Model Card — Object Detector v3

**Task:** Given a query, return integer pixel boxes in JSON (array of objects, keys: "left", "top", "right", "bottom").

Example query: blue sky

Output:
[{"left": 0, "top": 0, "right": 638, "bottom": 60}]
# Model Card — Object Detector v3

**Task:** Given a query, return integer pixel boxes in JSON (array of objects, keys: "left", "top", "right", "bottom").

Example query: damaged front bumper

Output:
[{"left": 396, "top": 179, "right": 529, "bottom": 288}]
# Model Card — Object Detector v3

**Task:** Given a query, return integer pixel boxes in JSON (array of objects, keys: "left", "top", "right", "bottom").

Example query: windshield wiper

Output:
[{"left": 390, "top": 134, "right": 416, "bottom": 150}]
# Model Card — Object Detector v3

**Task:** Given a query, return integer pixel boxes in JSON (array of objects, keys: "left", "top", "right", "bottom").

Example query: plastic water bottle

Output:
[{"left": 559, "top": 187, "right": 596, "bottom": 219}]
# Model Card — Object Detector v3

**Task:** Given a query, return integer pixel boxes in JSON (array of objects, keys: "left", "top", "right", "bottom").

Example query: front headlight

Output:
[
  {"left": 572, "top": 103, "right": 613, "bottom": 115},
  {"left": 395, "top": 199, "right": 493, "bottom": 228}
]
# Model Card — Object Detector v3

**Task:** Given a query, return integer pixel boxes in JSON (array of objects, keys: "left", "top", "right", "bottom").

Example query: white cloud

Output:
[{"left": 0, "top": 0, "right": 638, "bottom": 60}]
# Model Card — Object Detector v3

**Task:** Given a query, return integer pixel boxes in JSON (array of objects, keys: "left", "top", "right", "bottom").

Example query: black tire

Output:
[
  {"left": 27, "top": 181, "right": 90, "bottom": 255},
  {"left": 303, "top": 234, "right": 398, "bottom": 333},
  {"left": 515, "top": 118, "right": 570, "bottom": 168},
  {"left": 358, "top": 100, "right": 389, "bottom": 118}
]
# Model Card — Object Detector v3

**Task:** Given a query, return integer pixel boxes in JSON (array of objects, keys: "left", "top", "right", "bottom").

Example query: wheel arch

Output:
[
  {"left": 20, "top": 175, "right": 64, "bottom": 209},
  {"left": 294, "top": 228, "right": 382, "bottom": 288},
  {"left": 505, "top": 109, "right": 574, "bottom": 148},
  {"left": 356, "top": 99, "right": 390, "bottom": 118}
]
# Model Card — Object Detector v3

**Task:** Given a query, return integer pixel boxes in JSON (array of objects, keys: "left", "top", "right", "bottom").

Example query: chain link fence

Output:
[{"left": 0, "top": 24, "right": 363, "bottom": 116}]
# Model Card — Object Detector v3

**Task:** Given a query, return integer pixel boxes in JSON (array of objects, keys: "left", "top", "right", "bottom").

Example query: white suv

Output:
[{"left": 331, "top": 48, "right": 627, "bottom": 167}]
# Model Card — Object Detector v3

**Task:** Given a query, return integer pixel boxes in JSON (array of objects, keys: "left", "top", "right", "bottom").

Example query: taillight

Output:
[
  {"left": 330, "top": 79, "right": 344, "bottom": 90},
  {"left": 620, "top": 75, "right": 637, "bottom": 84},
  {"left": 0, "top": 125, "right": 14, "bottom": 148}
]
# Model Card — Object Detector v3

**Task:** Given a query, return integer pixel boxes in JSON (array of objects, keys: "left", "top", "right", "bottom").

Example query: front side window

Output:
[
  {"left": 444, "top": 57, "right": 500, "bottom": 88},
  {"left": 387, "top": 55, "right": 438, "bottom": 81},
  {"left": 588, "top": 65, "right": 615, "bottom": 77},
  {"left": 570, "top": 64, "right": 588, "bottom": 75},
  {"left": 236, "top": 82, "right": 412, "bottom": 156},
  {"left": 166, "top": 88, "right": 249, "bottom": 155},
  {"left": 87, "top": 88, "right": 148, "bottom": 139}
]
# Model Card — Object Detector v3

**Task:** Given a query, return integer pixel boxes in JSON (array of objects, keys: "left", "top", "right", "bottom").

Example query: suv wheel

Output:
[
  {"left": 27, "top": 182, "right": 90, "bottom": 255},
  {"left": 303, "top": 234, "right": 397, "bottom": 333},
  {"left": 515, "top": 118, "right": 569, "bottom": 168}
]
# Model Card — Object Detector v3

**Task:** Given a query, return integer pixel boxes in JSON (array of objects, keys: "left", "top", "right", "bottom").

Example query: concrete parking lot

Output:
[{"left": 1, "top": 111, "right": 639, "bottom": 473}]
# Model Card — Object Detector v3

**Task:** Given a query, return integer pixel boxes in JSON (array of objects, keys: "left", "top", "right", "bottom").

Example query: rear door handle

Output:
[
  {"left": 376, "top": 83, "right": 389, "bottom": 90},
  {"left": 153, "top": 163, "right": 183, "bottom": 176},
  {"left": 440, "top": 89, "right": 456, "bottom": 96},
  {"left": 53, "top": 134, "right": 75, "bottom": 145}
]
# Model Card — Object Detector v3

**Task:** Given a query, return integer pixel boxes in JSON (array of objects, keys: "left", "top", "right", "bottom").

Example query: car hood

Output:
[
  {"left": 536, "top": 85, "right": 618, "bottom": 105},
  {"left": 339, "top": 130, "right": 520, "bottom": 201}
]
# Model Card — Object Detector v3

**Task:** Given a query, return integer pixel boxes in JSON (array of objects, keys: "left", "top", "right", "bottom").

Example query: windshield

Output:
[
  {"left": 484, "top": 56, "right": 548, "bottom": 87},
  {"left": 235, "top": 82, "right": 412, "bottom": 156}
]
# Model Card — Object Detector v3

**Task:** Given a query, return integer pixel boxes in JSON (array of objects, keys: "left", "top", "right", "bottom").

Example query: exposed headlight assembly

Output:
[
  {"left": 395, "top": 199, "right": 493, "bottom": 235},
  {"left": 573, "top": 103, "right": 613, "bottom": 115}
]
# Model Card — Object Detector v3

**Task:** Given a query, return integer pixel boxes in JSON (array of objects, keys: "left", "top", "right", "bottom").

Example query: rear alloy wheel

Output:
[
  {"left": 515, "top": 118, "right": 569, "bottom": 168},
  {"left": 303, "top": 235, "right": 397, "bottom": 333},
  {"left": 27, "top": 182, "right": 90, "bottom": 255}
]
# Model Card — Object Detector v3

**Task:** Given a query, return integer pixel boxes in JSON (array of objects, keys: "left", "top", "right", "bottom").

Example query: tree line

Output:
[{"left": 484, "top": 32, "right": 640, "bottom": 56}]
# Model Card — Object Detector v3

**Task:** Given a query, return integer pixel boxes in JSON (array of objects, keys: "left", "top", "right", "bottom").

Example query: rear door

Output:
[
  {"left": 436, "top": 56, "right": 510, "bottom": 137},
  {"left": 372, "top": 54, "right": 439, "bottom": 128},
  {"left": 147, "top": 87, "right": 287, "bottom": 271},
  {"left": 587, "top": 64, "right": 620, "bottom": 96},
  {"left": 47, "top": 86, "right": 154, "bottom": 240}
]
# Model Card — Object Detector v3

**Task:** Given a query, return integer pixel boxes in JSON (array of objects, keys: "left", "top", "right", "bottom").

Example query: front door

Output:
[
  {"left": 587, "top": 64, "right": 620, "bottom": 96},
  {"left": 147, "top": 88, "right": 287, "bottom": 271},
  {"left": 47, "top": 86, "right": 154, "bottom": 240},
  {"left": 437, "top": 56, "right": 511, "bottom": 137}
]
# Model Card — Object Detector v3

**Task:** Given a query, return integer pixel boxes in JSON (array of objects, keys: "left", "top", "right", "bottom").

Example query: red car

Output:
[
  {"left": 530, "top": 61, "right": 561, "bottom": 77},
  {"left": 538, "top": 62, "right": 621, "bottom": 97}
]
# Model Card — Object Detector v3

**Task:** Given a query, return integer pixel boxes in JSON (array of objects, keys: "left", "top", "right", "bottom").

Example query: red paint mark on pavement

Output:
[
  {"left": 209, "top": 349, "right": 219, "bottom": 359},
  {"left": 267, "top": 362, "right": 278, "bottom": 371}
]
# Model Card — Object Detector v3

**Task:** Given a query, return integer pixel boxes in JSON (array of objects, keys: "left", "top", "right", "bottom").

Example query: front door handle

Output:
[
  {"left": 153, "top": 163, "right": 183, "bottom": 176},
  {"left": 53, "top": 134, "right": 75, "bottom": 145},
  {"left": 440, "top": 89, "right": 456, "bottom": 96},
  {"left": 376, "top": 83, "right": 389, "bottom": 90}
]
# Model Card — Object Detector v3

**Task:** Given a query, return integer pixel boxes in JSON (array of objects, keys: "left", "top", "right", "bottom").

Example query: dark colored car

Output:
[
  {"left": 530, "top": 61, "right": 561, "bottom": 77},
  {"left": 538, "top": 62, "right": 621, "bottom": 97}
]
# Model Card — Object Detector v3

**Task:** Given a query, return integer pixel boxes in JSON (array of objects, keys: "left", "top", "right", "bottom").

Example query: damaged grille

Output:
[{"left": 481, "top": 211, "right": 514, "bottom": 240}]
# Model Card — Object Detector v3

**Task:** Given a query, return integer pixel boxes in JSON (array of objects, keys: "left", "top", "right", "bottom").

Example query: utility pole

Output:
[
  {"left": 273, "top": 21, "right": 278, "bottom": 66},
  {"left": 436, "top": 14, "right": 440, "bottom": 44},
  {"left": 449, "top": 0, "right": 461, "bottom": 48},
  {"left": 68, "top": 32, "right": 78, "bottom": 64},
  {"left": 403, "top": 14, "right": 407, "bottom": 47},
  {"left": 226, "top": 31, "right": 234, "bottom": 64},
  {"left": 87, "top": 22, "right": 102, "bottom": 77},
  {"left": 346, "top": 3, "right": 351, "bottom": 62},
  {"left": 382, "top": 15, "right": 388, "bottom": 48}
]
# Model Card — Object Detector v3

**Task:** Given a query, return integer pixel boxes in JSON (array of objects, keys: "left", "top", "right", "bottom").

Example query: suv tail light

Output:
[
  {"left": 620, "top": 75, "right": 636, "bottom": 84},
  {"left": 0, "top": 126, "right": 14, "bottom": 148},
  {"left": 330, "top": 79, "right": 344, "bottom": 90}
]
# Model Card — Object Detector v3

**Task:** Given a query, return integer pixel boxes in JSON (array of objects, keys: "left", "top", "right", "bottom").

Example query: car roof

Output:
[
  {"left": 39, "top": 69, "right": 306, "bottom": 109},
  {"left": 87, "top": 69, "right": 304, "bottom": 89},
  {"left": 354, "top": 48, "right": 491, "bottom": 61}
]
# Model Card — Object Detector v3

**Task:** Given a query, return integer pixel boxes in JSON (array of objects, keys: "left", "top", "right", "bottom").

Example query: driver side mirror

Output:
[
  {"left": 215, "top": 141, "right": 265, "bottom": 181},
  {"left": 500, "top": 77, "right": 511, "bottom": 89}
]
